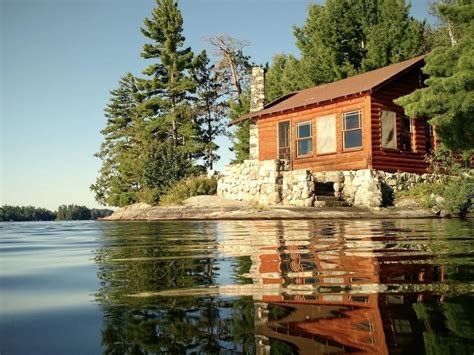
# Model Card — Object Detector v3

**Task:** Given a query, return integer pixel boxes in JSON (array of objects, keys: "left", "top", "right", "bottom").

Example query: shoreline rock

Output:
[{"left": 101, "top": 195, "right": 441, "bottom": 221}]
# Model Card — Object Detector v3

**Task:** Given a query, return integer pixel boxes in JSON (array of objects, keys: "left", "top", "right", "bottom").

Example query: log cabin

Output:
[{"left": 233, "top": 55, "right": 436, "bottom": 174}]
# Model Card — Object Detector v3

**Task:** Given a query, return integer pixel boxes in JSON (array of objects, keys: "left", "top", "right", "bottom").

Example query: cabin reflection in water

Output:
[{"left": 218, "top": 220, "right": 444, "bottom": 354}]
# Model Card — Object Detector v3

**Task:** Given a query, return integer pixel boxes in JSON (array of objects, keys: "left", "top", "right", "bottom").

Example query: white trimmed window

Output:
[
  {"left": 343, "top": 111, "right": 362, "bottom": 149},
  {"left": 297, "top": 121, "right": 312, "bottom": 156}
]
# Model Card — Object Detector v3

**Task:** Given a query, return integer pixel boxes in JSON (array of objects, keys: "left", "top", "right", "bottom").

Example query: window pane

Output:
[
  {"left": 298, "top": 138, "right": 312, "bottom": 155},
  {"left": 317, "top": 114, "right": 336, "bottom": 154},
  {"left": 344, "top": 129, "right": 362, "bottom": 149},
  {"left": 402, "top": 116, "right": 411, "bottom": 133},
  {"left": 298, "top": 122, "right": 311, "bottom": 138},
  {"left": 344, "top": 112, "right": 360, "bottom": 130},
  {"left": 381, "top": 110, "right": 396, "bottom": 149}
]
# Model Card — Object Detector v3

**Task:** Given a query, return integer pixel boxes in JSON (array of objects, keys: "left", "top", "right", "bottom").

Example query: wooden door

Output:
[{"left": 278, "top": 121, "right": 291, "bottom": 160}]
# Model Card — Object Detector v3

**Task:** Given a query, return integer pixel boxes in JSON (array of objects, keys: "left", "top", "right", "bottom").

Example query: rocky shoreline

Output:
[{"left": 102, "top": 195, "right": 440, "bottom": 221}]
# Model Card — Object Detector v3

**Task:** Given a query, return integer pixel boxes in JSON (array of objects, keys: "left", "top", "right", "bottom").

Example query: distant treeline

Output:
[{"left": 0, "top": 204, "right": 113, "bottom": 222}]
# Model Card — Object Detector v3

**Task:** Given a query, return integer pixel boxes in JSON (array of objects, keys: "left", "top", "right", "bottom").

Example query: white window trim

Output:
[
  {"left": 296, "top": 121, "right": 313, "bottom": 157},
  {"left": 343, "top": 110, "right": 362, "bottom": 150}
]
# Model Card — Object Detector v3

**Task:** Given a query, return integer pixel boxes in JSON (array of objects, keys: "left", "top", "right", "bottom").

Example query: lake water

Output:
[{"left": 1, "top": 219, "right": 473, "bottom": 354}]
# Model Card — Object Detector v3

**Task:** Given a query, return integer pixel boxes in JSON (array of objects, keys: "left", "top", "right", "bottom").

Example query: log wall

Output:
[
  {"left": 370, "top": 67, "right": 429, "bottom": 173},
  {"left": 258, "top": 94, "right": 371, "bottom": 172}
]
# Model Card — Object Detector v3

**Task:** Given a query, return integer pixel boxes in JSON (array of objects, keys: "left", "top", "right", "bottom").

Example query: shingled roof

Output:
[{"left": 232, "top": 55, "right": 425, "bottom": 125}]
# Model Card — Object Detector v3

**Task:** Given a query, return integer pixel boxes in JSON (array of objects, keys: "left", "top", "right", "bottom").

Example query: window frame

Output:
[
  {"left": 400, "top": 115, "right": 413, "bottom": 152},
  {"left": 296, "top": 121, "right": 313, "bottom": 157},
  {"left": 343, "top": 110, "right": 363, "bottom": 151}
]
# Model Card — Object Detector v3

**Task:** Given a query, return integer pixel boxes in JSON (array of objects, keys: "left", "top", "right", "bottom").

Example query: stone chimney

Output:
[
  {"left": 250, "top": 67, "right": 265, "bottom": 112},
  {"left": 249, "top": 67, "right": 264, "bottom": 160}
]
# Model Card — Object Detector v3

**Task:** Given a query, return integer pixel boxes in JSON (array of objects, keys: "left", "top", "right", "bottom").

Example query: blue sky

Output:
[{"left": 1, "top": 0, "right": 433, "bottom": 210}]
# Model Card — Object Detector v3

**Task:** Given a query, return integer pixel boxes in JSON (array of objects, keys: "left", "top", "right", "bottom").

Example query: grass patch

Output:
[{"left": 159, "top": 176, "right": 217, "bottom": 205}]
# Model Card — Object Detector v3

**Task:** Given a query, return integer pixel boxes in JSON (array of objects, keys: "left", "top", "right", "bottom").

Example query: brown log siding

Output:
[
  {"left": 258, "top": 94, "right": 371, "bottom": 172},
  {"left": 370, "top": 68, "right": 429, "bottom": 173},
  {"left": 257, "top": 66, "right": 430, "bottom": 174}
]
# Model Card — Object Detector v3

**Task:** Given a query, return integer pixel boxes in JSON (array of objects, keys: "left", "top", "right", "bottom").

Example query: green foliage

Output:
[
  {"left": 90, "top": 73, "right": 141, "bottom": 206},
  {"left": 442, "top": 177, "right": 473, "bottom": 218},
  {"left": 293, "top": 0, "right": 427, "bottom": 87},
  {"left": 56, "top": 205, "right": 113, "bottom": 220},
  {"left": 159, "top": 176, "right": 217, "bottom": 205},
  {"left": 93, "top": 0, "right": 227, "bottom": 207},
  {"left": 395, "top": 1, "right": 474, "bottom": 154},
  {"left": 0, "top": 205, "right": 56, "bottom": 221},
  {"left": 0, "top": 205, "right": 113, "bottom": 221},
  {"left": 193, "top": 50, "right": 227, "bottom": 169},
  {"left": 139, "top": 142, "right": 202, "bottom": 205},
  {"left": 229, "top": 93, "right": 251, "bottom": 163},
  {"left": 56, "top": 204, "right": 91, "bottom": 220},
  {"left": 265, "top": 54, "right": 305, "bottom": 103},
  {"left": 396, "top": 150, "right": 473, "bottom": 217}
]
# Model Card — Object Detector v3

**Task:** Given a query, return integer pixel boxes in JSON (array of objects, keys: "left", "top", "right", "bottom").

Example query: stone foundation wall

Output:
[
  {"left": 217, "top": 160, "right": 439, "bottom": 208},
  {"left": 217, "top": 160, "right": 282, "bottom": 205},
  {"left": 281, "top": 170, "right": 314, "bottom": 207}
]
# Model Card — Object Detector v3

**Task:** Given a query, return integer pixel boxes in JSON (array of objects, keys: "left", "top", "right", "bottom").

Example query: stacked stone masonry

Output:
[{"left": 217, "top": 159, "right": 439, "bottom": 208}]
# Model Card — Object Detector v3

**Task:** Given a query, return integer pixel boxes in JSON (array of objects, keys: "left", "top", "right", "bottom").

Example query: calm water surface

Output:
[{"left": 1, "top": 219, "right": 474, "bottom": 354}]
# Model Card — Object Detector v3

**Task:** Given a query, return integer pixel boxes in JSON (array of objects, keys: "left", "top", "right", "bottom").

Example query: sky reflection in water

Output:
[{"left": 1, "top": 219, "right": 474, "bottom": 354}]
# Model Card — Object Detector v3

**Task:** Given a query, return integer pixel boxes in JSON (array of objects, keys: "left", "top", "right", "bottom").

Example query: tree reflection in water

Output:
[{"left": 95, "top": 219, "right": 474, "bottom": 354}]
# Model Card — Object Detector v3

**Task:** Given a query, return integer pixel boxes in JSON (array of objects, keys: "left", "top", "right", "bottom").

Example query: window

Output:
[
  {"left": 381, "top": 111, "right": 397, "bottom": 149},
  {"left": 343, "top": 111, "right": 362, "bottom": 149},
  {"left": 425, "top": 119, "right": 434, "bottom": 153},
  {"left": 394, "top": 319, "right": 412, "bottom": 334},
  {"left": 317, "top": 114, "right": 336, "bottom": 154},
  {"left": 297, "top": 121, "right": 312, "bottom": 156},
  {"left": 400, "top": 116, "right": 412, "bottom": 151}
]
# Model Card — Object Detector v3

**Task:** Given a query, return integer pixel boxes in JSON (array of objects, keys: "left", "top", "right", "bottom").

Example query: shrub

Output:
[
  {"left": 442, "top": 177, "right": 473, "bottom": 218},
  {"left": 159, "top": 176, "right": 217, "bottom": 205},
  {"left": 395, "top": 149, "right": 473, "bottom": 217}
]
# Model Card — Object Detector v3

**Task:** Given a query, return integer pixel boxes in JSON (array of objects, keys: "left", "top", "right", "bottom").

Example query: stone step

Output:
[
  {"left": 314, "top": 200, "right": 349, "bottom": 208},
  {"left": 314, "top": 182, "right": 334, "bottom": 191},
  {"left": 314, "top": 195, "right": 340, "bottom": 202},
  {"left": 314, "top": 190, "right": 336, "bottom": 197}
]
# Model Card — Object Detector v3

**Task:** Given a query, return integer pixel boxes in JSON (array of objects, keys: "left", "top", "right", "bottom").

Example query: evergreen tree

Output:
[
  {"left": 229, "top": 93, "right": 251, "bottom": 163},
  {"left": 139, "top": 0, "right": 199, "bottom": 153},
  {"left": 91, "top": 73, "right": 141, "bottom": 206},
  {"left": 361, "top": 0, "right": 426, "bottom": 71},
  {"left": 193, "top": 51, "right": 227, "bottom": 170},
  {"left": 265, "top": 54, "right": 304, "bottom": 103},
  {"left": 395, "top": 0, "right": 474, "bottom": 154},
  {"left": 293, "top": 0, "right": 427, "bottom": 86}
]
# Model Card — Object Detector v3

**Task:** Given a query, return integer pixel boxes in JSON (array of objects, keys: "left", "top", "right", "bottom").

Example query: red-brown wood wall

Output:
[
  {"left": 257, "top": 65, "right": 430, "bottom": 174},
  {"left": 258, "top": 94, "right": 371, "bottom": 172},
  {"left": 370, "top": 67, "right": 429, "bottom": 173}
]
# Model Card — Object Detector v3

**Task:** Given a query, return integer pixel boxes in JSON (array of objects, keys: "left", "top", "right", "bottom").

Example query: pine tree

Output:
[
  {"left": 135, "top": 0, "right": 204, "bottom": 203},
  {"left": 229, "top": 93, "right": 251, "bottom": 163},
  {"left": 395, "top": 0, "right": 474, "bottom": 154},
  {"left": 139, "top": 0, "right": 200, "bottom": 155},
  {"left": 91, "top": 73, "right": 141, "bottom": 206}
]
